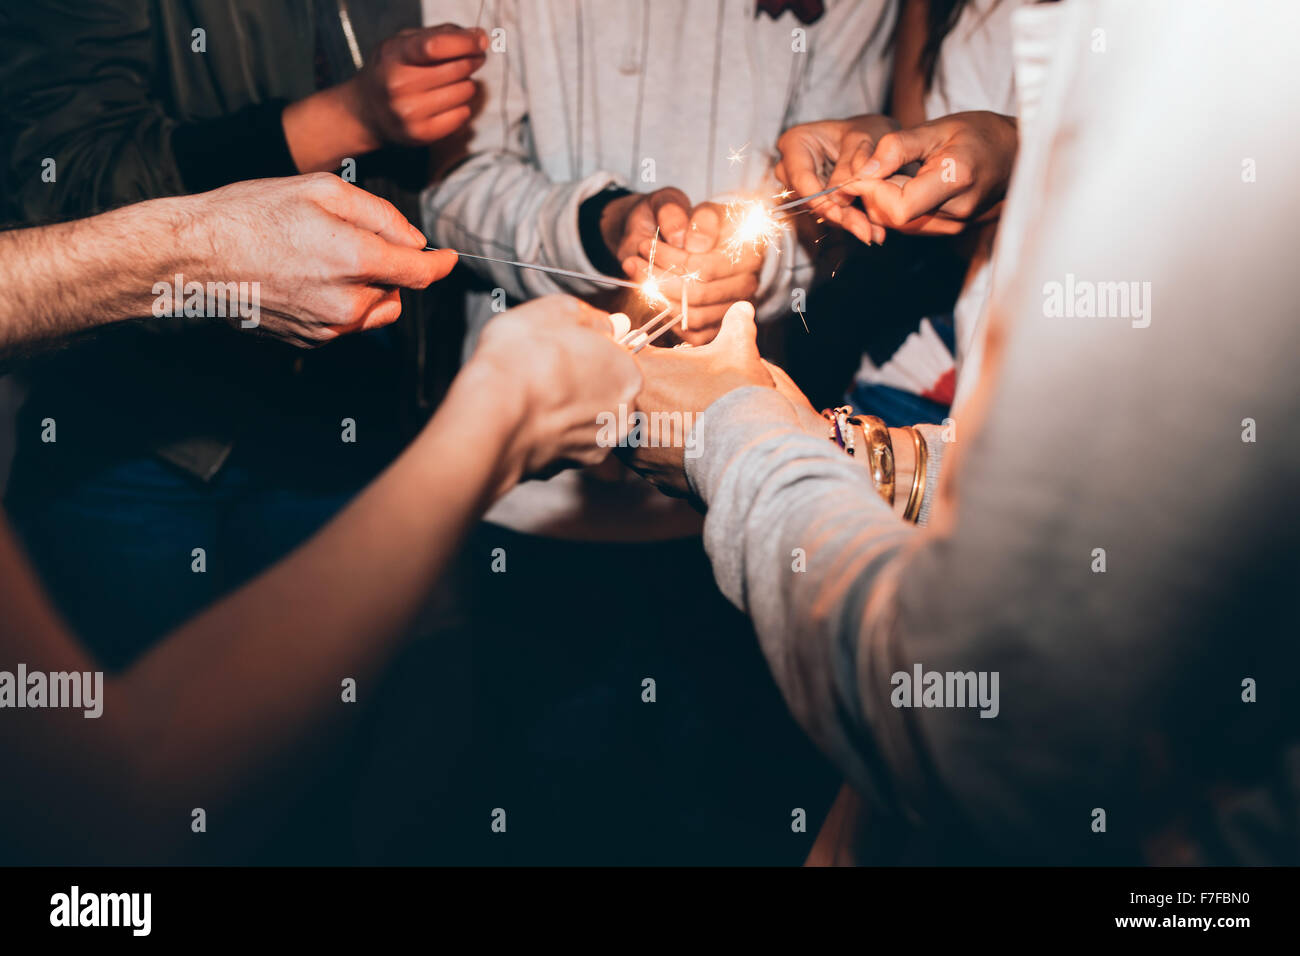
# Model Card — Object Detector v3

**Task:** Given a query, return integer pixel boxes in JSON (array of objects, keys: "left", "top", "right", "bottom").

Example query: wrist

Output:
[
  {"left": 140, "top": 195, "right": 207, "bottom": 299},
  {"left": 579, "top": 188, "right": 634, "bottom": 276},
  {"left": 282, "top": 81, "right": 381, "bottom": 173},
  {"left": 436, "top": 356, "right": 532, "bottom": 496}
]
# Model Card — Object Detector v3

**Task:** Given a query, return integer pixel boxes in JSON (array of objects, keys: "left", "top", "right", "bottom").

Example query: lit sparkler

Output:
[
  {"left": 722, "top": 197, "right": 784, "bottom": 263},
  {"left": 719, "top": 178, "right": 860, "bottom": 264},
  {"left": 428, "top": 248, "right": 642, "bottom": 291},
  {"left": 639, "top": 227, "right": 668, "bottom": 307}
]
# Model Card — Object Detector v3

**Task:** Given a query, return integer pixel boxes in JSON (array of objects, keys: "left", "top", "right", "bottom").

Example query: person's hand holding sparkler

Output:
[
  {"left": 597, "top": 187, "right": 695, "bottom": 268},
  {"left": 622, "top": 202, "right": 766, "bottom": 345},
  {"left": 775, "top": 114, "right": 900, "bottom": 246},
  {"left": 283, "top": 24, "right": 487, "bottom": 171},
  {"left": 468, "top": 295, "right": 642, "bottom": 494},
  {"left": 840, "top": 111, "right": 1020, "bottom": 236}
]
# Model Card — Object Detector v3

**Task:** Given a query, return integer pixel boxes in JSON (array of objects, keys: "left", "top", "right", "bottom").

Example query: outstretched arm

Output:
[
  {"left": 0, "top": 289, "right": 640, "bottom": 862},
  {"left": 0, "top": 174, "right": 459, "bottom": 360}
]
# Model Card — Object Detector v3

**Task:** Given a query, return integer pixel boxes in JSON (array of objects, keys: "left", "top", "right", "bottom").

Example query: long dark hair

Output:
[
  {"left": 917, "top": 0, "right": 1060, "bottom": 90},
  {"left": 920, "top": 0, "right": 980, "bottom": 89}
]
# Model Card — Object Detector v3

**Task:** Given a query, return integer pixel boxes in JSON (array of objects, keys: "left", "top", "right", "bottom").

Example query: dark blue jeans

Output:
[{"left": 6, "top": 453, "right": 358, "bottom": 670}]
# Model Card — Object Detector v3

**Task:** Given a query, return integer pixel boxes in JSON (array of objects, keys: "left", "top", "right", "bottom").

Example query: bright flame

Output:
[
  {"left": 640, "top": 275, "right": 667, "bottom": 306},
  {"left": 723, "top": 199, "right": 782, "bottom": 263},
  {"left": 639, "top": 226, "right": 668, "bottom": 307}
]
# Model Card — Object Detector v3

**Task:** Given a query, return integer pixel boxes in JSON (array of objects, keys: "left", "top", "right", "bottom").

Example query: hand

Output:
[
  {"left": 180, "top": 173, "right": 458, "bottom": 347},
  {"left": 774, "top": 114, "right": 899, "bottom": 246},
  {"left": 843, "top": 111, "right": 1019, "bottom": 236},
  {"left": 622, "top": 300, "right": 774, "bottom": 494},
  {"left": 348, "top": 24, "right": 487, "bottom": 148},
  {"left": 467, "top": 295, "right": 643, "bottom": 486},
  {"left": 599, "top": 187, "right": 694, "bottom": 267},
  {"left": 622, "top": 201, "right": 764, "bottom": 345}
]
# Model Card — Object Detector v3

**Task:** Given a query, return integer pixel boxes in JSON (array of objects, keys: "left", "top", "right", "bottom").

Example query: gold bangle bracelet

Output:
[
  {"left": 850, "top": 415, "right": 895, "bottom": 506},
  {"left": 902, "top": 427, "right": 928, "bottom": 523}
]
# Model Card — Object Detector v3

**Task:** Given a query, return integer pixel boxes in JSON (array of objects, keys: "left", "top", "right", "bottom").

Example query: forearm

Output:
[
  {"left": 281, "top": 81, "right": 380, "bottom": 173},
  {"left": 120, "top": 361, "right": 517, "bottom": 799},
  {"left": 424, "top": 157, "right": 622, "bottom": 298},
  {"left": 1, "top": 359, "right": 519, "bottom": 858},
  {"left": 685, "top": 387, "right": 973, "bottom": 832},
  {"left": 686, "top": 389, "right": 919, "bottom": 805},
  {"left": 0, "top": 197, "right": 197, "bottom": 358}
]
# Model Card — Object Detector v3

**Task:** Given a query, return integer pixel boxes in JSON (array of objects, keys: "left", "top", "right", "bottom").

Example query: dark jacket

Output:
[{"left": 0, "top": 0, "right": 461, "bottom": 483}]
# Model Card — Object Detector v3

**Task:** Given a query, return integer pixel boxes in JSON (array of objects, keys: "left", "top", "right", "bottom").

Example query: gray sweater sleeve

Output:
[{"left": 686, "top": 387, "right": 932, "bottom": 824}]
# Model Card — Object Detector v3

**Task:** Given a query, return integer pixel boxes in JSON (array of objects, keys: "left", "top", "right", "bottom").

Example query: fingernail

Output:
[{"left": 861, "top": 160, "right": 880, "bottom": 177}]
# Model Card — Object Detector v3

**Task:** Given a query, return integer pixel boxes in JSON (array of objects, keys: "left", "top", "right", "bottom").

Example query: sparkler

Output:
[
  {"left": 427, "top": 248, "right": 642, "bottom": 291},
  {"left": 722, "top": 197, "right": 784, "bottom": 263},
  {"left": 719, "top": 178, "right": 859, "bottom": 263},
  {"left": 431, "top": 244, "right": 683, "bottom": 351},
  {"left": 772, "top": 179, "right": 856, "bottom": 213},
  {"left": 639, "top": 228, "right": 668, "bottom": 307},
  {"left": 617, "top": 307, "right": 685, "bottom": 354}
]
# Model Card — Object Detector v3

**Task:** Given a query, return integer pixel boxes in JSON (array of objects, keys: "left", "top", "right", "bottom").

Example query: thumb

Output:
[{"left": 710, "top": 300, "right": 758, "bottom": 352}]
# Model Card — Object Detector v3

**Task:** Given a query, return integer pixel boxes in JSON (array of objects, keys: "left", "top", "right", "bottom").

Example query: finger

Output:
[
  {"left": 684, "top": 272, "right": 759, "bottom": 307},
  {"left": 780, "top": 137, "right": 833, "bottom": 205},
  {"left": 399, "top": 79, "right": 478, "bottom": 122},
  {"left": 325, "top": 181, "right": 427, "bottom": 247},
  {"left": 891, "top": 212, "right": 966, "bottom": 236},
  {"left": 404, "top": 105, "right": 474, "bottom": 143},
  {"left": 358, "top": 239, "right": 459, "bottom": 287},
  {"left": 686, "top": 203, "right": 724, "bottom": 253},
  {"left": 400, "top": 26, "right": 487, "bottom": 66},
  {"left": 641, "top": 244, "right": 758, "bottom": 283},
  {"left": 319, "top": 285, "right": 391, "bottom": 339},
  {"left": 608, "top": 312, "right": 632, "bottom": 340},
  {"left": 825, "top": 134, "right": 874, "bottom": 207},
  {"left": 835, "top": 206, "right": 879, "bottom": 246},
  {"left": 862, "top": 126, "right": 939, "bottom": 179},
  {"left": 567, "top": 300, "right": 619, "bottom": 337},
  {"left": 390, "top": 54, "right": 484, "bottom": 95},
  {"left": 708, "top": 300, "right": 758, "bottom": 353},
  {"left": 357, "top": 288, "right": 404, "bottom": 331},
  {"left": 650, "top": 188, "right": 692, "bottom": 246},
  {"left": 865, "top": 163, "right": 963, "bottom": 227}
]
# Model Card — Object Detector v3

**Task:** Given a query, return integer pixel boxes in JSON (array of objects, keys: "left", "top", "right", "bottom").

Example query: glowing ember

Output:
[
  {"left": 640, "top": 275, "right": 667, "bottom": 306},
  {"left": 723, "top": 199, "right": 782, "bottom": 263}
]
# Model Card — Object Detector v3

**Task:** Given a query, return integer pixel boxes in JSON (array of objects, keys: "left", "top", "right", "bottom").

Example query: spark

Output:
[
  {"left": 640, "top": 227, "right": 668, "bottom": 306},
  {"left": 727, "top": 142, "right": 750, "bottom": 167},
  {"left": 640, "top": 275, "right": 667, "bottom": 306},
  {"left": 722, "top": 198, "right": 783, "bottom": 263}
]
